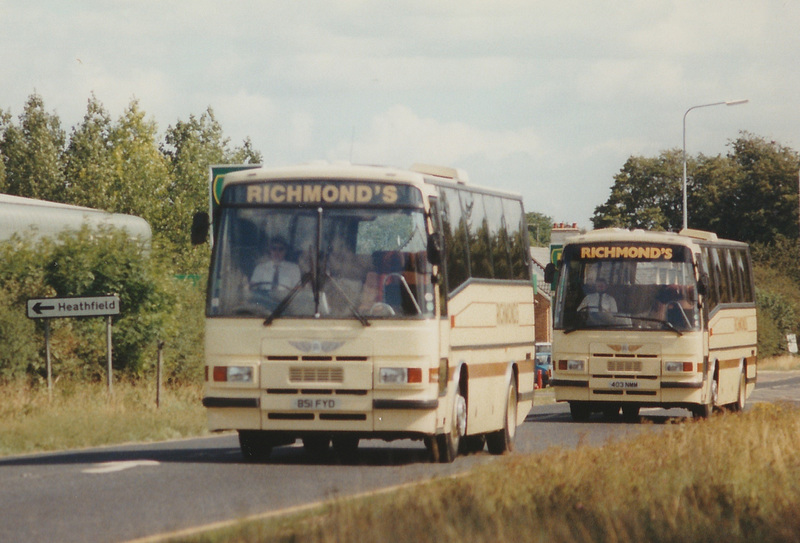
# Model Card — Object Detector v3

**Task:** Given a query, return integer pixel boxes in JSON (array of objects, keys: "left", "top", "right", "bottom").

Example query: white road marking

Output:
[{"left": 82, "top": 460, "right": 160, "bottom": 474}]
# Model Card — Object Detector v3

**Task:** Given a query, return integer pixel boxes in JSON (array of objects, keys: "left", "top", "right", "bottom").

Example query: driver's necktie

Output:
[{"left": 271, "top": 263, "right": 280, "bottom": 294}]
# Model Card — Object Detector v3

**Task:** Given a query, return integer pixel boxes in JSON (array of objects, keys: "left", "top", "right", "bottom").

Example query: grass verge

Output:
[
  {"left": 178, "top": 403, "right": 800, "bottom": 543},
  {"left": 759, "top": 354, "right": 800, "bottom": 371},
  {"left": 0, "top": 380, "right": 207, "bottom": 457}
]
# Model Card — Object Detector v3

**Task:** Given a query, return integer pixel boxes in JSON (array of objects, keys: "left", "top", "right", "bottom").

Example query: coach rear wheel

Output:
[
  {"left": 487, "top": 376, "right": 518, "bottom": 455},
  {"left": 459, "top": 434, "right": 486, "bottom": 455}
]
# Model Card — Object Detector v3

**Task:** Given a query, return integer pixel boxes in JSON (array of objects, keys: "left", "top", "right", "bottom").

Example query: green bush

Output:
[
  {"left": 0, "top": 226, "right": 204, "bottom": 382},
  {"left": 752, "top": 236, "right": 800, "bottom": 357},
  {"left": 0, "top": 290, "right": 40, "bottom": 380}
]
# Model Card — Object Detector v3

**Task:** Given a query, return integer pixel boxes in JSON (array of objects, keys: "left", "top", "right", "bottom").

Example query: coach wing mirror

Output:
[
  {"left": 696, "top": 272, "right": 709, "bottom": 297},
  {"left": 191, "top": 211, "right": 210, "bottom": 245},
  {"left": 544, "top": 263, "right": 556, "bottom": 284},
  {"left": 427, "top": 232, "right": 443, "bottom": 266}
]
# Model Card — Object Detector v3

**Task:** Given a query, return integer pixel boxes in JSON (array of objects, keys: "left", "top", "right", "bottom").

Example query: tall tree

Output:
[
  {"left": 688, "top": 153, "right": 743, "bottom": 237},
  {"left": 160, "top": 107, "right": 261, "bottom": 271},
  {"left": 0, "top": 108, "right": 9, "bottom": 192},
  {"left": 0, "top": 93, "right": 66, "bottom": 201},
  {"left": 726, "top": 134, "right": 800, "bottom": 244},
  {"left": 591, "top": 134, "right": 800, "bottom": 245},
  {"left": 63, "top": 94, "right": 115, "bottom": 209},
  {"left": 591, "top": 149, "right": 683, "bottom": 231},
  {"left": 108, "top": 99, "right": 170, "bottom": 226},
  {"left": 526, "top": 211, "right": 553, "bottom": 246}
]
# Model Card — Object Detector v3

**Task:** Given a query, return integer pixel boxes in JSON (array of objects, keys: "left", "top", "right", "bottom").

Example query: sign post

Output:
[{"left": 27, "top": 295, "right": 121, "bottom": 394}]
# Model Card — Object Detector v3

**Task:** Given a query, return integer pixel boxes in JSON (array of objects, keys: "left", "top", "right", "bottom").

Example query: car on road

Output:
[{"left": 535, "top": 342, "right": 552, "bottom": 388}]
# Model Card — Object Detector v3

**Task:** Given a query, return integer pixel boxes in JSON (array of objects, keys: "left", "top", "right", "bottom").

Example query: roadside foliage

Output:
[{"left": 1, "top": 92, "right": 800, "bottom": 384}]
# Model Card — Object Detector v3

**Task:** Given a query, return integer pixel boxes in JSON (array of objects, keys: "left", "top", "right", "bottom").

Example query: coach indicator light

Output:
[
  {"left": 665, "top": 362, "right": 694, "bottom": 373},
  {"left": 379, "top": 367, "right": 423, "bottom": 384},
  {"left": 213, "top": 366, "right": 254, "bottom": 383}
]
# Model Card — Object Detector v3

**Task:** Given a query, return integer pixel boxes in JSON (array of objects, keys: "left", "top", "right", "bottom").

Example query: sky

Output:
[{"left": 2, "top": 0, "right": 799, "bottom": 229}]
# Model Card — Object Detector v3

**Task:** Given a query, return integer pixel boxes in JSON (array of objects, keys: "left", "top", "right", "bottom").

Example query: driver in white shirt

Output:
[
  {"left": 250, "top": 236, "right": 301, "bottom": 293},
  {"left": 577, "top": 277, "right": 617, "bottom": 314}
]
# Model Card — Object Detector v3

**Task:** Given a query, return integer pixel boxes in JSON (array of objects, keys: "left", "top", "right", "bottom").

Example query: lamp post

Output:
[{"left": 682, "top": 99, "right": 749, "bottom": 231}]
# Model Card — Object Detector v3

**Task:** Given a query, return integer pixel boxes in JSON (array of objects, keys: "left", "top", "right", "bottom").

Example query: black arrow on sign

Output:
[{"left": 33, "top": 302, "right": 55, "bottom": 314}]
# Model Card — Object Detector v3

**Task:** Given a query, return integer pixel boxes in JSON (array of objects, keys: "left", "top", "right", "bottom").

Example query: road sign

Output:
[{"left": 27, "top": 295, "right": 120, "bottom": 319}]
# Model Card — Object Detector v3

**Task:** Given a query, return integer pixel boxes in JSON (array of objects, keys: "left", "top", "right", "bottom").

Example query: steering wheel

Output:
[
  {"left": 247, "top": 281, "right": 287, "bottom": 310},
  {"left": 368, "top": 302, "right": 396, "bottom": 316}
]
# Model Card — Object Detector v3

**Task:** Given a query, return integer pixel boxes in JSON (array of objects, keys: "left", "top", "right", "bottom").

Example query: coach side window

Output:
[
  {"left": 736, "top": 249, "right": 754, "bottom": 303},
  {"left": 712, "top": 247, "right": 732, "bottom": 304},
  {"left": 464, "top": 192, "right": 493, "bottom": 279},
  {"left": 724, "top": 249, "right": 742, "bottom": 303},
  {"left": 503, "top": 199, "right": 529, "bottom": 280},
  {"left": 439, "top": 187, "right": 469, "bottom": 293},
  {"left": 485, "top": 195, "right": 512, "bottom": 279},
  {"left": 701, "top": 247, "right": 719, "bottom": 310}
]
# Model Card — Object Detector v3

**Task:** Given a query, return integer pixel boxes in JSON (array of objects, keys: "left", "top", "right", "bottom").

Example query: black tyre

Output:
[
  {"left": 303, "top": 436, "right": 331, "bottom": 458},
  {"left": 238, "top": 430, "right": 274, "bottom": 462},
  {"left": 332, "top": 436, "right": 360, "bottom": 461},
  {"left": 424, "top": 436, "right": 440, "bottom": 463},
  {"left": 602, "top": 405, "right": 620, "bottom": 419},
  {"left": 621, "top": 405, "right": 640, "bottom": 422},
  {"left": 569, "top": 402, "right": 591, "bottom": 422},
  {"left": 459, "top": 434, "right": 486, "bottom": 455}
]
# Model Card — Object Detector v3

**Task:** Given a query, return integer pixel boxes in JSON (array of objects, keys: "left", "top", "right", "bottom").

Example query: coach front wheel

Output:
[
  {"left": 238, "top": 430, "right": 273, "bottom": 462},
  {"left": 569, "top": 402, "right": 591, "bottom": 422},
  {"left": 437, "top": 390, "right": 467, "bottom": 463}
]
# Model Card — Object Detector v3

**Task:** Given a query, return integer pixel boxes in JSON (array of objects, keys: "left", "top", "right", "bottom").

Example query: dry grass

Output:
[
  {"left": 759, "top": 354, "right": 800, "bottom": 371},
  {"left": 183, "top": 404, "right": 800, "bottom": 543},
  {"left": 0, "top": 380, "right": 207, "bottom": 457}
]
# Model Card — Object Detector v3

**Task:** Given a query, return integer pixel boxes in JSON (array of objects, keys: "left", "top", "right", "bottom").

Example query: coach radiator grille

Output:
[
  {"left": 289, "top": 366, "right": 344, "bottom": 383},
  {"left": 606, "top": 359, "right": 643, "bottom": 372}
]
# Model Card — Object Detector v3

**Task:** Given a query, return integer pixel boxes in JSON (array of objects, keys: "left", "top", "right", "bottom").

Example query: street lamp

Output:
[{"left": 681, "top": 99, "right": 749, "bottom": 231}]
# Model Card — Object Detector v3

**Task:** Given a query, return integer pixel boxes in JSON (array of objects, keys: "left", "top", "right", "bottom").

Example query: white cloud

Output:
[
  {"left": 3, "top": 0, "right": 800, "bottom": 229},
  {"left": 334, "top": 105, "right": 544, "bottom": 167}
]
